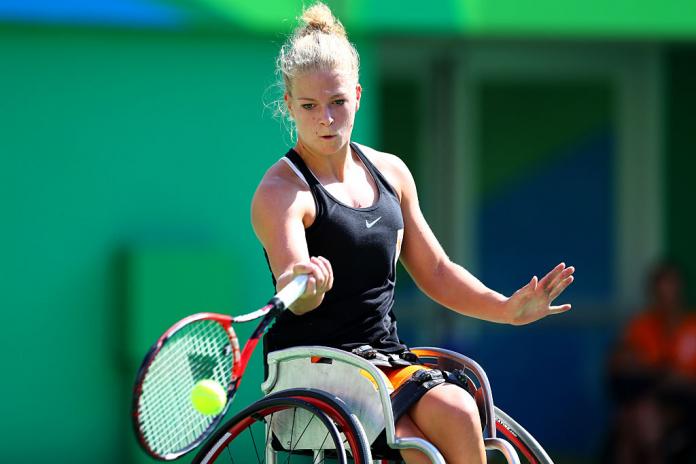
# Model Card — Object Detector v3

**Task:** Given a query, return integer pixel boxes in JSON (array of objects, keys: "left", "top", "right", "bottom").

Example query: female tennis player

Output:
[{"left": 252, "top": 3, "right": 575, "bottom": 463}]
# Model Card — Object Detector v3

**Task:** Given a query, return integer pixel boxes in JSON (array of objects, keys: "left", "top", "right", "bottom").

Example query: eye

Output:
[
  {"left": 301, "top": 103, "right": 315, "bottom": 110},
  {"left": 333, "top": 99, "right": 346, "bottom": 105}
]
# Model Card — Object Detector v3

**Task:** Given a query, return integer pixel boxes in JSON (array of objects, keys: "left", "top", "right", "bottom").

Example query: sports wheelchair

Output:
[{"left": 194, "top": 346, "right": 554, "bottom": 463}]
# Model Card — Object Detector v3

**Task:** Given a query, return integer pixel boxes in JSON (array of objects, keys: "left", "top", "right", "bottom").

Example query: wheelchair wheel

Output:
[
  {"left": 263, "top": 388, "right": 372, "bottom": 463},
  {"left": 495, "top": 407, "right": 554, "bottom": 464},
  {"left": 194, "top": 393, "right": 369, "bottom": 464}
]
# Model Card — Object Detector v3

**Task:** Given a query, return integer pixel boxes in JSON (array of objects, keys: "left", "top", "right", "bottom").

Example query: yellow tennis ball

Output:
[{"left": 191, "top": 379, "right": 227, "bottom": 416}]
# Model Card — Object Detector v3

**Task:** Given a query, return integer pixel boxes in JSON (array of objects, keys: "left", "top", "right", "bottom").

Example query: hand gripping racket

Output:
[{"left": 131, "top": 275, "right": 308, "bottom": 460}]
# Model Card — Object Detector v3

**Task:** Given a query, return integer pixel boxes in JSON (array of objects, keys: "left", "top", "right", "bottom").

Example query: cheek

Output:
[
  {"left": 294, "top": 113, "right": 313, "bottom": 127},
  {"left": 337, "top": 106, "right": 354, "bottom": 123}
]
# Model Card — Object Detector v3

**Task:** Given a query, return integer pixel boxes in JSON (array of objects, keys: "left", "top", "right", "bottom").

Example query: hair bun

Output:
[{"left": 300, "top": 2, "right": 346, "bottom": 38}]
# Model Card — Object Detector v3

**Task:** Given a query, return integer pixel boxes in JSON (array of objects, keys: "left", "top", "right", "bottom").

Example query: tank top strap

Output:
[
  {"left": 283, "top": 148, "right": 327, "bottom": 220},
  {"left": 350, "top": 142, "right": 400, "bottom": 199},
  {"left": 284, "top": 149, "right": 321, "bottom": 189},
  {"left": 285, "top": 143, "right": 399, "bottom": 203}
]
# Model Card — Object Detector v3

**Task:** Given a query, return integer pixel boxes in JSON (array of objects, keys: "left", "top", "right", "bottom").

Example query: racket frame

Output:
[
  {"left": 132, "top": 312, "right": 243, "bottom": 460},
  {"left": 132, "top": 275, "right": 307, "bottom": 460}
]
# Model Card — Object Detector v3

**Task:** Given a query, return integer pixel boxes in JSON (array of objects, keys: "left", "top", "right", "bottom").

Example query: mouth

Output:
[{"left": 320, "top": 135, "right": 337, "bottom": 140}]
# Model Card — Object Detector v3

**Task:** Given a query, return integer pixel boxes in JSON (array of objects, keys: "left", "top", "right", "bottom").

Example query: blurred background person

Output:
[{"left": 605, "top": 261, "right": 696, "bottom": 463}]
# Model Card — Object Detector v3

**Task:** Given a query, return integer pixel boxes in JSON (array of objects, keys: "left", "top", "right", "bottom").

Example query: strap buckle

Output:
[
  {"left": 413, "top": 369, "right": 446, "bottom": 389},
  {"left": 352, "top": 345, "right": 392, "bottom": 367}
]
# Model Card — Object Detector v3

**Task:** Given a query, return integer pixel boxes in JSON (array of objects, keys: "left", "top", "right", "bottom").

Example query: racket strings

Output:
[
  {"left": 149, "top": 326, "right": 231, "bottom": 446},
  {"left": 138, "top": 319, "right": 234, "bottom": 457},
  {"left": 141, "top": 323, "right": 231, "bottom": 454}
]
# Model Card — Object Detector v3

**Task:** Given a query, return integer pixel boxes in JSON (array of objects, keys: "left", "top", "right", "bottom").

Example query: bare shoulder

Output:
[
  {"left": 355, "top": 142, "right": 410, "bottom": 174},
  {"left": 255, "top": 159, "right": 307, "bottom": 195},
  {"left": 252, "top": 159, "right": 313, "bottom": 221},
  {"left": 354, "top": 142, "right": 416, "bottom": 201}
]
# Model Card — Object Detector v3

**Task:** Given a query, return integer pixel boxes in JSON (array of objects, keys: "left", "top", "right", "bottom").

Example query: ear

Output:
[
  {"left": 355, "top": 83, "right": 362, "bottom": 112},
  {"left": 284, "top": 92, "right": 294, "bottom": 119}
]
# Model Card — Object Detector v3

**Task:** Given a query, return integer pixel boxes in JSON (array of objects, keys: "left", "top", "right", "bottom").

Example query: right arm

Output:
[{"left": 250, "top": 163, "right": 333, "bottom": 315}]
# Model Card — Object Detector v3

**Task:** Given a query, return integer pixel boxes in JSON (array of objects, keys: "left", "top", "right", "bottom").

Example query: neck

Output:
[{"left": 294, "top": 139, "right": 354, "bottom": 182}]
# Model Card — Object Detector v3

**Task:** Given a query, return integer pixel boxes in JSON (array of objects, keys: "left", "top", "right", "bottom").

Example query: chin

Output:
[
  {"left": 316, "top": 138, "right": 347, "bottom": 155},
  {"left": 297, "top": 134, "right": 348, "bottom": 156}
]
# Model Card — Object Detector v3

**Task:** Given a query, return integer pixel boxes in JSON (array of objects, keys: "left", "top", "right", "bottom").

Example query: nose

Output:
[{"left": 320, "top": 107, "right": 334, "bottom": 126}]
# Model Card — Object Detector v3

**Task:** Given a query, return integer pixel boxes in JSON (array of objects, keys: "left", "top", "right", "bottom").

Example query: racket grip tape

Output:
[{"left": 269, "top": 274, "right": 308, "bottom": 311}]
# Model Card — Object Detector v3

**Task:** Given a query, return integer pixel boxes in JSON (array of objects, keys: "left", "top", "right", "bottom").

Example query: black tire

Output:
[
  {"left": 194, "top": 395, "right": 360, "bottom": 464},
  {"left": 495, "top": 406, "right": 554, "bottom": 464}
]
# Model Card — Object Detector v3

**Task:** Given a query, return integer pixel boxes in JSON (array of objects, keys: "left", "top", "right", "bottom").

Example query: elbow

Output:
[
  {"left": 432, "top": 256, "right": 450, "bottom": 280},
  {"left": 420, "top": 256, "right": 454, "bottom": 299}
]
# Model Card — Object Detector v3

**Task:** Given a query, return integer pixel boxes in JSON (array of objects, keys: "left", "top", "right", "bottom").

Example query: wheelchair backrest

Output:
[{"left": 262, "top": 347, "right": 394, "bottom": 449}]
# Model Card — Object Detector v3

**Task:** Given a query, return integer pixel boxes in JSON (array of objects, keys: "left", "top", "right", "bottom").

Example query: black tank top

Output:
[{"left": 264, "top": 142, "right": 407, "bottom": 355}]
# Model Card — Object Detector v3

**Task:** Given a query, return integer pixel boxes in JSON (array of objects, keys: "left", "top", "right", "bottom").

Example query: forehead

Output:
[{"left": 291, "top": 70, "right": 355, "bottom": 99}]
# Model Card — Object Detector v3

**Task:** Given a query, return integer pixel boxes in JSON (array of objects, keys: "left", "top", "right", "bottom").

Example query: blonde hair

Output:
[
  {"left": 279, "top": 2, "right": 359, "bottom": 92},
  {"left": 270, "top": 2, "right": 360, "bottom": 137}
]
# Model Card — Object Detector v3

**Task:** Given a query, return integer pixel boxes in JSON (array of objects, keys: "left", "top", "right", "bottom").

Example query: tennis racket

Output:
[{"left": 131, "top": 275, "right": 308, "bottom": 461}]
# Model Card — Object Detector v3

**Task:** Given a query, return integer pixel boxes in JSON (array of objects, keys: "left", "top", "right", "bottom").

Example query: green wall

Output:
[
  {"left": 0, "top": 24, "right": 377, "bottom": 462},
  {"left": 11, "top": 0, "right": 696, "bottom": 39}
]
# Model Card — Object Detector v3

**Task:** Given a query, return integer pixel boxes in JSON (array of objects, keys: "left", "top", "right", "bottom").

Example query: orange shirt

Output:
[
  {"left": 624, "top": 310, "right": 696, "bottom": 378},
  {"left": 672, "top": 317, "right": 696, "bottom": 377}
]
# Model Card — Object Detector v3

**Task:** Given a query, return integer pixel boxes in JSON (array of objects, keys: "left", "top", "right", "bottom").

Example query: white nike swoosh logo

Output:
[{"left": 365, "top": 217, "right": 382, "bottom": 228}]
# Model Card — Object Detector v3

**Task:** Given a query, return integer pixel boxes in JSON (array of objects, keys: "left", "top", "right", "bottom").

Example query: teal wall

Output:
[{"left": 0, "top": 24, "right": 377, "bottom": 462}]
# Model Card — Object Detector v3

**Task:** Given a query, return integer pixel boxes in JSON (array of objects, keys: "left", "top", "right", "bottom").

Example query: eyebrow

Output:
[{"left": 296, "top": 94, "right": 347, "bottom": 101}]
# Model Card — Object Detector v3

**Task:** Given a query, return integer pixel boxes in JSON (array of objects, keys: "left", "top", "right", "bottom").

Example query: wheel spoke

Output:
[
  {"left": 284, "top": 410, "right": 318, "bottom": 463},
  {"left": 288, "top": 410, "right": 317, "bottom": 455},
  {"left": 226, "top": 444, "right": 235, "bottom": 464},
  {"left": 263, "top": 412, "right": 275, "bottom": 463},
  {"left": 311, "top": 432, "right": 330, "bottom": 464},
  {"left": 248, "top": 423, "right": 262, "bottom": 463}
]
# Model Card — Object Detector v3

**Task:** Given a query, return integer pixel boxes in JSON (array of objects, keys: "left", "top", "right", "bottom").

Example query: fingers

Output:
[
  {"left": 292, "top": 256, "right": 333, "bottom": 298},
  {"left": 517, "top": 275, "right": 538, "bottom": 295},
  {"left": 529, "top": 275, "right": 538, "bottom": 290},
  {"left": 549, "top": 303, "right": 572, "bottom": 315},
  {"left": 538, "top": 263, "right": 575, "bottom": 297},
  {"left": 546, "top": 263, "right": 574, "bottom": 314},
  {"left": 311, "top": 256, "right": 333, "bottom": 293},
  {"left": 549, "top": 275, "right": 574, "bottom": 301},
  {"left": 557, "top": 265, "right": 575, "bottom": 283},
  {"left": 292, "top": 262, "right": 319, "bottom": 296},
  {"left": 512, "top": 275, "right": 537, "bottom": 301},
  {"left": 321, "top": 256, "right": 334, "bottom": 290},
  {"left": 538, "top": 262, "right": 566, "bottom": 292}
]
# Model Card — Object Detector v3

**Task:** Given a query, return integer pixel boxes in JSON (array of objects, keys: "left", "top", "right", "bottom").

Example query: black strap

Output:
[
  {"left": 285, "top": 149, "right": 321, "bottom": 189},
  {"left": 390, "top": 369, "right": 446, "bottom": 421},
  {"left": 390, "top": 368, "right": 487, "bottom": 426},
  {"left": 351, "top": 345, "right": 420, "bottom": 368},
  {"left": 351, "top": 142, "right": 400, "bottom": 199}
]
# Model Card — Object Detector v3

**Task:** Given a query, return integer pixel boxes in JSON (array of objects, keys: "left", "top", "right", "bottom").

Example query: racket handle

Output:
[{"left": 271, "top": 274, "right": 308, "bottom": 310}]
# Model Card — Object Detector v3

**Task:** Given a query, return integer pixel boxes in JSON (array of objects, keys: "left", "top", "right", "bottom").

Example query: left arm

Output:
[{"left": 381, "top": 153, "right": 574, "bottom": 325}]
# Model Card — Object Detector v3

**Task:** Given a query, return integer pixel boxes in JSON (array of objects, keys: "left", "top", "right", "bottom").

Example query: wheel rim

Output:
[{"left": 198, "top": 401, "right": 348, "bottom": 464}]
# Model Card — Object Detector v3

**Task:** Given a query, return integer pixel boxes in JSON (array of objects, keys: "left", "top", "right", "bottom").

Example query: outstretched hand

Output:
[{"left": 507, "top": 263, "right": 575, "bottom": 325}]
